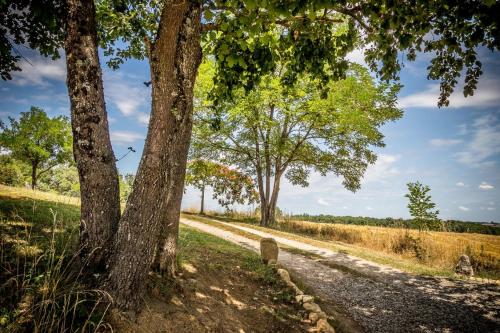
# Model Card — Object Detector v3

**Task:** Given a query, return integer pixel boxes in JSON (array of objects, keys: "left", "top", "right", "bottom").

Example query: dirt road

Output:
[{"left": 181, "top": 217, "right": 500, "bottom": 333}]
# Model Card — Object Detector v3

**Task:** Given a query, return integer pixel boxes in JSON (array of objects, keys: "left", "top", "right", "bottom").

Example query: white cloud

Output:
[
  {"left": 317, "top": 198, "right": 330, "bottom": 206},
  {"left": 456, "top": 115, "right": 500, "bottom": 167},
  {"left": 398, "top": 76, "right": 500, "bottom": 109},
  {"left": 362, "top": 154, "right": 401, "bottom": 183},
  {"left": 104, "top": 72, "right": 150, "bottom": 125},
  {"left": 478, "top": 182, "right": 494, "bottom": 190},
  {"left": 366, "top": 206, "right": 373, "bottom": 210},
  {"left": 487, "top": 207, "right": 496, "bottom": 211},
  {"left": 429, "top": 138, "right": 462, "bottom": 147},
  {"left": 456, "top": 182, "right": 465, "bottom": 187},
  {"left": 11, "top": 55, "right": 66, "bottom": 87},
  {"left": 458, "top": 206, "right": 470, "bottom": 212},
  {"left": 110, "top": 131, "right": 145, "bottom": 145}
]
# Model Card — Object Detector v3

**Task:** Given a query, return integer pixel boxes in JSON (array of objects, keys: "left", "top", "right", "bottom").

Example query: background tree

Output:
[
  {"left": 0, "top": 155, "right": 28, "bottom": 186},
  {"left": 0, "top": 107, "right": 72, "bottom": 189},
  {"left": 119, "top": 173, "right": 135, "bottom": 203},
  {"left": 185, "top": 159, "right": 258, "bottom": 214},
  {"left": 193, "top": 65, "right": 402, "bottom": 226},
  {"left": 37, "top": 164, "right": 80, "bottom": 197},
  {"left": 405, "top": 181, "right": 440, "bottom": 230}
]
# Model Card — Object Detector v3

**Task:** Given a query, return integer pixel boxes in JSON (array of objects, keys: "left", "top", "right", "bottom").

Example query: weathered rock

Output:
[
  {"left": 296, "top": 294, "right": 314, "bottom": 304},
  {"left": 317, "top": 318, "right": 335, "bottom": 333},
  {"left": 260, "top": 238, "right": 279, "bottom": 264},
  {"left": 303, "top": 302, "right": 321, "bottom": 313},
  {"left": 309, "top": 312, "right": 320, "bottom": 323},
  {"left": 277, "top": 268, "right": 291, "bottom": 283},
  {"left": 455, "top": 254, "right": 474, "bottom": 276}
]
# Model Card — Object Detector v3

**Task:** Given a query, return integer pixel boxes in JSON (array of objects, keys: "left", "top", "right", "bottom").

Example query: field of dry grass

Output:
[{"left": 275, "top": 219, "right": 500, "bottom": 278}]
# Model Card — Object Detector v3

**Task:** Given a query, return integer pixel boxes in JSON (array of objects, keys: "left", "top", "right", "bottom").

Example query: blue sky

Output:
[{"left": 0, "top": 48, "right": 499, "bottom": 222}]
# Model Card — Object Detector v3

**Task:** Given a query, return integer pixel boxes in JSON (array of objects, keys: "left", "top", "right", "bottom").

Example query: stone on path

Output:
[
  {"left": 455, "top": 254, "right": 474, "bottom": 276},
  {"left": 260, "top": 237, "right": 278, "bottom": 264}
]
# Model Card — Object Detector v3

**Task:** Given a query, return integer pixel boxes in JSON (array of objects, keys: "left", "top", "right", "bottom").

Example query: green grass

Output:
[{"left": 0, "top": 186, "right": 297, "bottom": 332}]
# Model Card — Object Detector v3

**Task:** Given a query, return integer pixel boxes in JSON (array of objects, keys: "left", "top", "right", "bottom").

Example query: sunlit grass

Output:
[{"left": 185, "top": 212, "right": 500, "bottom": 280}]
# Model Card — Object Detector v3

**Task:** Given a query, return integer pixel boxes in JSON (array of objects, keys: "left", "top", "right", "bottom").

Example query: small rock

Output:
[
  {"left": 303, "top": 302, "right": 321, "bottom": 313},
  {"left": 316, "top": 311, "right": 327, "bottom": 320},
  {"left": 317, "top": 318, "right": 335, "bottom": 333},
  {"left": 455, "top": 254, "right": 474, "bottom": 276},
  {"left": 296, "top": 294, "right": 314, "bottom": 304},
  {"left": 260, "top": 238, "right": 279, "bottom": 264},
  {"left": 309, "top": 312, "right": 320, "bottom": 323},
  {"left": 277, "top": 269, "right": 291, "bottom": 283}
]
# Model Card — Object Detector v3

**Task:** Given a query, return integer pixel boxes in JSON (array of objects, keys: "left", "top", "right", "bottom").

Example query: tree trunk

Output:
[
  {"left": 30, "top": 160, "right": 38, "bottom": 189},
  {"left": 267, "top": 172, "right": 282, "bottom": 225},
  {"left": 65, "top": 0, "right": 121, "bottom": 270},
  {"left": 103, "top": 0, "right": 201, "bottom": 311},
  {"left": 200, "top": 184, "right": 205, "bottom": 214}
]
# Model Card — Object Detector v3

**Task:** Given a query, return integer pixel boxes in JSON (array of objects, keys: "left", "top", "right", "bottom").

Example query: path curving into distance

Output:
[{"left": 181, "top": 217, "right": 500, "bottom": 333}]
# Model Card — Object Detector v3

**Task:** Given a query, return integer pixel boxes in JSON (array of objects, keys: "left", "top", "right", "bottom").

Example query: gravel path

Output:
[{"left": 181, "top": 217, "right": 500, "bottom": 333}]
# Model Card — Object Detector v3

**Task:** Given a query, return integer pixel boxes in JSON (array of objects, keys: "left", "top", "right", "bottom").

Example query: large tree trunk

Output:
[
  {"left": 103, "top": 0, "right": 201, "bottom": 311},
  {"left": 65, "top": 0, "right": 121, "bottom": 270}
]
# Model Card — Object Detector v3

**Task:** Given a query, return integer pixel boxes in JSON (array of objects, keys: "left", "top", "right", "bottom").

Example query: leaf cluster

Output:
[
  {"left": 186, "top": 159, "right": 259, "bottom": 209},
  {"left": 0, "top": 106, "right": 73, "bottom": 172}
]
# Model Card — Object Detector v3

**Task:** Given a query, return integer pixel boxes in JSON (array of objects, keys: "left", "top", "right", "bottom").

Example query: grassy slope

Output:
[
  {"left": 183, "top": 213, "right": 500, "bottom": 280},
  {"left": 0, "top": 185, "right": 312, "bottom": 332}
]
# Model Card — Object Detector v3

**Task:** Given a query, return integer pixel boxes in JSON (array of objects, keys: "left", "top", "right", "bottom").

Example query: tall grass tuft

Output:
[{"left": 0, "top": 201, "right": 111, "bottom": 332}]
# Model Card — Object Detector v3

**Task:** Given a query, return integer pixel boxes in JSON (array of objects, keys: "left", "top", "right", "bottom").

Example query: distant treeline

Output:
[{"left": 289, "top": 214, "right": 500, "bottom": 235}]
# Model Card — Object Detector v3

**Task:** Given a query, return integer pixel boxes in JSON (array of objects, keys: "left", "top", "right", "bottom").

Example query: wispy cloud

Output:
[
  {"left": 11, "top": 55, "right": 66, "bottom": 87},
  {"left": 458, "top": 206, "right": 470, "bottom": 212},
  {"left": 362, "top": 154, "right": 401, "bottom": 183},
  {"left": 456, "top": 182, "right": 465, "bottom": 187},
  {"left": 479, "top": 182, "right": 495, "bottom": 190},
  {"left": 317, "top": 198, "right": 330, "bottom": 206},
  {"left": 456, "top": 115, "right": 500, "bottom": 167},
  {"left": 429, "top": 138, "right": 462, "bottom": 147},
  {"left": 398, "top": 77, "right": 500, "bottom": 109},
  {"left": 110, "top": 130, "right": 145, "bottom": 145},
  {"left": 104, "top": 72, "right": 150, "bottom": 125}
]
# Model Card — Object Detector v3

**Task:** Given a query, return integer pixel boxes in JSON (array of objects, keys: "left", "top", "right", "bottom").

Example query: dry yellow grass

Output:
[
  {"left": 276, "top": 219, "right": 500, "bottom": 278},
  {"left": 0, "top": 184, "right": 80, "bottom": 207}
]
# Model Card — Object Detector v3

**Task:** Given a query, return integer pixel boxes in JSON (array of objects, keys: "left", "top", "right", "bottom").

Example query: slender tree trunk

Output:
[
  {"left": 30, "top": 160, "right": 38, "bottom": 189},
  {"left": 65, "top": 0, "right": 121, "bottom": 270},
  {"left": 200, "top": 184, "right": 205, "bottom": 214},
  {"left": 267, "top": 172, "right": 282, "bottom": 225},
  {"left": 104, "top": 0, "right": 201, "bottom": 311}
]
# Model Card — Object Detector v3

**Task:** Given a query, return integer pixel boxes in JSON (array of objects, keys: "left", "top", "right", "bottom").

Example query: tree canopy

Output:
[
  {"left": 0, "top": 106, "right": 72, "bottom": 188},
  {"left": 95, "top": 0, "right": 500, "bottom": 106},
  {"left": 192, "top": 63, "right": 402, "bottom": 224}
]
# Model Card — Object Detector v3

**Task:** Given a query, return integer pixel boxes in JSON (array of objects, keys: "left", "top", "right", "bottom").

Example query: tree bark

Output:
[
  {"left": 30, "top": 160, "right": 38, "bottom": 189},
  {"left": 200, "top": 184, "right": 205, "bottom": 214},
  {"left": 103, "top": 0, "right": 201, "bottom": 311},
  {"left": 65, "top": 0, "right": 121, "bottom": 270}
]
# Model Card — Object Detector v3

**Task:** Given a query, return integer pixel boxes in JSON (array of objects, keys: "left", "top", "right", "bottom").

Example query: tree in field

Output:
[
  {"left": 38, "top": 164, "right": 80, "bottom": 197},
  {"left": 405, "top": 181, "right": 440, "bottom": 230},
  {"left": 0, "top": 107, "right": 72, "bottom": 189},
  {"left": 2, "top": 0, "right": 499, "bottom": 312},
  {"left": 186, "top": 159, "right": 258, "bottom": 214},
  {"left": 193, "top": 65, "right": 402, "bottom": 225},
  {"left": 119, "top": 173, "right": 135, "bottom": 203}
]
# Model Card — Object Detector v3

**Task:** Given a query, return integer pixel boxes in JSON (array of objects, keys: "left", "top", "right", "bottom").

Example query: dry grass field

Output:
[{"left": 276, "top": 219, "right": 500, "bottom": 278}]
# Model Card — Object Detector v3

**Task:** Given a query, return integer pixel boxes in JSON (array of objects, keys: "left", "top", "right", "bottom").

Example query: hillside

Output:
[{"left": 0, "top": 186, "right": 315, "bottom": 332}]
